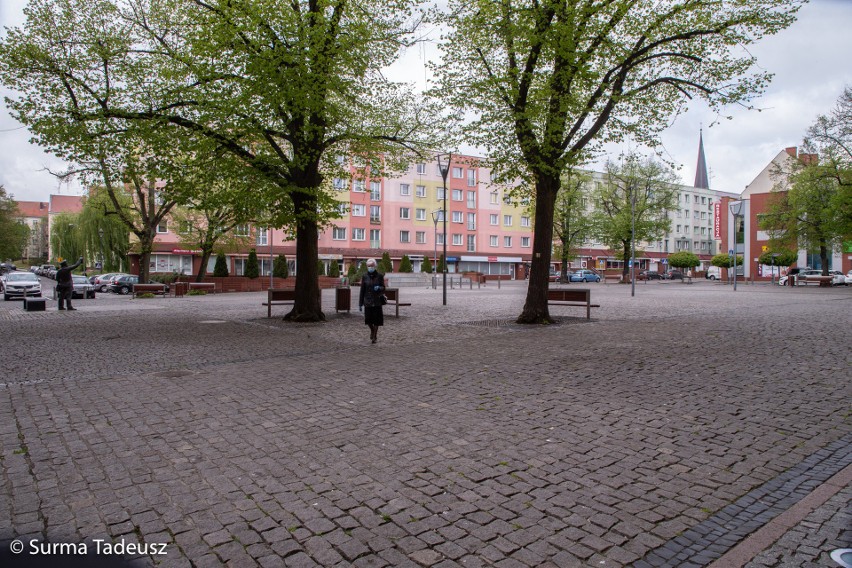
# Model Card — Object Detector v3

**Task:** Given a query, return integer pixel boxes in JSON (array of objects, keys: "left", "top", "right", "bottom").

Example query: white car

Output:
[
  {"left": 829, "top": 271, "right": 846, "bottom": 286},
  {"left": 2, "top": 271, "right": 42, "bottom": 301},
  {"left": 846, "top": 271, "right": 852, "bottom": 285}
]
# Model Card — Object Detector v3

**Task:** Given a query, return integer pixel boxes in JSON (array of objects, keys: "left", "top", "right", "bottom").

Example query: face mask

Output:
[{"left": 367, "top": 267, "right": 375, "bottom": 273}]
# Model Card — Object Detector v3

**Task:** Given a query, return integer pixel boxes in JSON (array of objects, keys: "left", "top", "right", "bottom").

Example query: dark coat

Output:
[
  {"left": 359, "top": 271, "right": 385, "bottom": 308},
  {"left": 55, "top": 259, "right": 83, "bottom": 290}
]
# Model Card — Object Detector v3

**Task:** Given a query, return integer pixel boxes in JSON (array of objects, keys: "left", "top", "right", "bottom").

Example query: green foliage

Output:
[
  {"left": 421, "top": 256, "right": 433, "bottom": 274},
  {"left": 0, "top": 185, "right": 29, "bottom": 260},
  {"left": 353, "top": 261, "right": 368, "bottom": 284},
  {"left": 379, "top": 252, "right": 393, "bottom": 273},
  {"left": 50, "top": 213, "right": 84, "bottom": 264},
  {"left": 245, "top": 249, "right": 260, "bottom": 279},
  {"left": 711, "top": 253, "right": 735, "bottom": 269},
  {"left": 328, "top": 260, "right": 340, "bottom": 278},
  {"left": 398, "top": 255, "right": 413, "bottom": 273},
  {"left": 437, "top": 254, "right": 447, "bottom": 273},
  {"left": 667, "top": 252, "right": 701, "bottom": 269},
  {"left": 187, "top": 289, "right": 208, "bottom": 296},
  {"left": 758, "top": 249, "right": 797, "bottom": 266},
  {"left": 213, "top": 253, "right": 229, "bottom": 277},
  {"left": 273, "top": 255, "right": 289, "bottom": 279},
  {"left": 317, "top": 259, "right": 326, "bottom": 277},
  {"left": 78, "top": 187, "right": 130, "bottom": 272},
  {"left": 346, "top": 262, "right": 357, "bottom": 283}
]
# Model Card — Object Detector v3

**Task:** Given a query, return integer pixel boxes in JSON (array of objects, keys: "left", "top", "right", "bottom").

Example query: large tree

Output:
[
  {"left": 0, "top": 186, "right": 29, "bottom": 261},
  {"left": 0, "top": 0, "right": 435, "bottom": 321},
  {"left": 592, "top": 154, "right": 679, "bottom": 281},
  {"left": 433, "top": 0, "right": 802, "bottom": 323}
]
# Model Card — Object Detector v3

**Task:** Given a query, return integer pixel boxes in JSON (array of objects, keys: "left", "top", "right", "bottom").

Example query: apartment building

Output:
[{"left": 14, "top": 200, "right": 50, "bottom": 260}]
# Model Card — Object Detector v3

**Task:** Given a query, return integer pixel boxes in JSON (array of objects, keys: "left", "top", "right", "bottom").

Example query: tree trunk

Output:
[
  {"left": 819, "top": 243, "right": 829, "bottom": 275},
  {"left": 621, "top": 241, "right": 631, "bottom": 281},
  {"left": 196, "top": 244, "right": 213, "bottom": 282},
  {"left": 517, "top": 175, "right": 559, "bottom": 324},
  {"left": 560, "top": 241, "right": 570, "bottom": 284},
  {"left": 286, "top": 191, "right": 324, "bottom": 322},
  {"left": 138, "top": 229, "right": 155, "bottom": 283}
]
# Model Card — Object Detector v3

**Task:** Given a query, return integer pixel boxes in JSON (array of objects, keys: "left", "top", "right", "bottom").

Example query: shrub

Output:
[
  {"left": 213, "top": 253, "right": 229, "bottom": 277},
  {"left": 421, "top": 256, "right": 433, "bottom": 274},
  {"left": 379, "top": 251, "right": 393, "bottom": 273},
  {"left": 758, "top": 249, "right": 797, "bottom": 267},
  {"left": 317, "top": 259, "right": 326, "bottom": 276},
  {"left": 437, "top": 254, "right": 447, "bottom": 273},
  {"left": 353, "top": 261, "right": 368, "bottom": 283},
  {"left": 667, "top": 251, "right": 700, "bottom": 269},
  {"left": 273, "top": 254, "right": 288, "bottom": 279},
  {"left": 245, "top": 249, "right": 259, "bottom": 279},
  {"left": 398, "top": 255, "right": 413, "bottom": 273},
  {"left": 187, "top": 289, "right": 208, "bottom": 296},
  {"left": 347, "top": 263, "right": 357, "bottom": 284},
  {"left": 328, "top": 260, "right": 340, "bottom": 277}
]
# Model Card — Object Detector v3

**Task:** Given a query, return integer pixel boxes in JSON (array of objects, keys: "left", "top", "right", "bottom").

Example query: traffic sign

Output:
[
  {"left": 728, "top": 249, "right": 734, "bottom": 256},
  {"left": 662, "top": 258, "right": 668, "bottom": 265}
]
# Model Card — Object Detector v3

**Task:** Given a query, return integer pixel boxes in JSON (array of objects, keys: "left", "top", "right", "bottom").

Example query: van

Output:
[{"left": 705, "top": 266, "right": 722, "bottom": 280}]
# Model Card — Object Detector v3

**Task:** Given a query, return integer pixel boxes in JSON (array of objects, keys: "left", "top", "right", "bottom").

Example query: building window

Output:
[
  {"left": 504, "top": 236, "right": 512, "bottom": 247},
  {"left": 452, "top": 211, "right": 463, "bottom": 223},
  {"left": 351, "top": 204, "right": 366, "bottom": 217},
  {"left": 370, "top": 229, "right": 381, "bottom": 248},
  {"left": 332, "top": 227, "right": 347, "bottom": 240},
  {"left": 400, "top": 207, "right": 410, "bottom": 220},
  {"left": 415, "top": 185, "right": 426, "bottom": 198},
  {"left": 490, "top": 191, "right": 498, "bottom": 204},
  {"left": 437, "top": 233, "right": 445, "bottom": 245},
  {"left": 452, "top": 167, "right": 463, "bottom": 179},
  {"left": 370, "top": 205, "right": 381, "bottom": 223},
  {"left": 415, "top": 208, "right": 426, "bottom": 221},
  {"left": 503, "top": 192, "right": 513, "bottom": 205},
  {"left": 521, "top": 236, "right": 530, "bottom": 247},
  {"left": 352, "top": 228, "right": 365, "bottom": 241},
  {"left": 434, "top": 210, "right": 445, "bottom": 222},
  {"left": 503, "top": 215, "right": 512, "bottom": 226},
  {"left": 467, "top": 213, "right": 476, "bottom": 231},
  {"left": 256, "top": 227, "right": 268, "bottom": 246},
  {"left": 437, "top": 187, "right": 446, "bottom": 200},
  {"left": 467, "top": 170, "right": 477, "bottom": 187},
  {"left": 490, "top": 214, "right": 498, "bottom": 226},
  {"left": 156, "top": 221, "right": 168, "bottom": 234},
  {"left": 416, "top": 231, "right": 426, "bottom": 244},
  {"left": 416, "top": 163, "right": 426, "bottom": 174},
  {"left": 452, "top": 189, "right": 463, "bottom": 201},
  {"left": 235, "top": 223, "right": 249, "bottom": 236},
  {"left": 467, "top": 234, "right": 475, "bottom": 252},
  {"left": 333, "top": 178, "right": 346, "bottom": 190},
  {"left": 354, "top": 179, "right": 365, "bottom": 192},
  {"left": 521, "top": 216, "right": 531, "bottom": 228},
  {"left": 490, "top": 235, "right": 498, "bottom": 247},
  {"left": 338, "top": 203, "right": 348, "bottom": 216},
  {"left": 452, "top": 234, "right": 463, "bottom": 246},
  {"left": 400, "top": 183, "right": 411, "bottom": 196},
  {"left": 370, "top": 181, "right": 381, "bottom": 201},
  {"left": 400, "top": 230, "right": 410, "bottom": 243},
  {"left": 467, "top": 191, "right": 476, "bottom": 208}
]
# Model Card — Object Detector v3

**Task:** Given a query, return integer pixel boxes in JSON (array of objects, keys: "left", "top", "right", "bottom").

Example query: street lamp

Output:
[
  {"left": 770, "top": 252, "right": 779, "bottom": 285},
  {"left": 97, "top": 227, "right": 105, "bottom": 270},
  {"left": 729, "top": 200, "right": 744, "bottom": 291},
  {"left": 631, "top": 188, "right": 637, "bottom": 298},
  {"left": 436, "top": 152, "right": 452, "bottom": 306}
]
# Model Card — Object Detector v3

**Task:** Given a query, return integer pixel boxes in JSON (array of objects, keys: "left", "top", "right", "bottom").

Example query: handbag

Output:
[{"left": 380, "top": 294, "right": 388, "bottom": 305}]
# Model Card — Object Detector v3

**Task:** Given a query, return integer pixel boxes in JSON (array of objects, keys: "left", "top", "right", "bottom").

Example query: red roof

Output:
[
  {"left": 15, "top": 200, "right": 50, "bottom": 218},
  {"left": 49, "top": 194, "right": 84, "bottom": 214}
]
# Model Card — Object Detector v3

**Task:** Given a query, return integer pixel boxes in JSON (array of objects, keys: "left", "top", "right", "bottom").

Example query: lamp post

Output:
[
  {"left": 97, "top": 227, "right": 105, "bottom": 271},
  {"left": 630, "top": 188, "right": 636, "bottom": 298},
  {"left": 269, "top": 226, "right": 274, "bottom": 289},
  {"left": 729, "top": 200, "right": 744, "bottom": 291},
  {"left": 437, "top": 153, "right": 452, "bottom": 306},
  {"left": 770, "top": 252, "right": 779, "bottom": 285}
]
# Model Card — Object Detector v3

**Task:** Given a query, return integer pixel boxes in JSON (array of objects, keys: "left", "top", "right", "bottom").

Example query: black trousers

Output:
[{"left": 57, "top": 288, "right": 73, "bottom": 309}]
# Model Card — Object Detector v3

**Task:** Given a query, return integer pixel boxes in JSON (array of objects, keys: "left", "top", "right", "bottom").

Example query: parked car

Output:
[
  {"left": 705, "top": 266, "right": 722, "bottom": 280},
  {"left": 636, "top": 270, "right": 664, "bottom": 281},
  {"left": 68, "top": 274, "right": 97, "bottom": 299},
  {"left": 846, "top": 270, "right": 852, "bottom": 285},
  {"left": 569, "top": 269, "right": 601, "bottom": 283},
  {"left": 95, "top": 273, "right": 129, "bottom": 292},
  {"left": 110, "top": 275, "right": 139, "bottom": 295},
  {"left": 795, "top": 269, "right": 826, "bottom": 285},
  {"left": 665, "top": 270, "right": 684, "bottom": 280},
  {"left": 0, "top": 262, "right": 16, "bottom": 274},
  {"left": 2, "top": 271, "right": 42, "bottom": 301},
  {"left": 829, "top": 270, "right": 846, "bottom": 286}
]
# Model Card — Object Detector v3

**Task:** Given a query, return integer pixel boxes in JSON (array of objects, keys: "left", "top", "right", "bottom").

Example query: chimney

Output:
[{"left": 785, "top": 147, "right": 798, "bottom": 158}]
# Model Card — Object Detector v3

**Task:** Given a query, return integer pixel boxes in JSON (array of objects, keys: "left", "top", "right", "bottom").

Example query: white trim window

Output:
[
  {"left": 415, "top": 208, "right": 426, "bottom": 221},
  {"left": 437, "top": 187, "right": 446, "bottom": 200},
  {"left": 351, "top": 204, "right": 366, "bottom": 217},
  {"left": 332, "top": 227, "right": 347, "bottom": 240},
  {"left": 467, "top": 170, "right": 477, "bottom": 187},
  {"left": 156, "top": 221, "right": 168, "bottom": 234},
  {"left": 235, "top": 223, "right": 249, "bottom": 236},
  {"left": 400, "top": 183, "right": 411, "bottom": 196},
  {"left": 415, "top": 231, "right": 426, "bottom": 244},
  {"left": 333, "top": 178, "right": 347, "bottom": 191},
  {"left": 452, "top": 234, "right": 463, "bottom": 246},
  {"left": 490, "top": 214, "right": 499, "bottom": 226},
  {"left": 436, "top": 233, "right": 445, "bottom": 245},
  {"left": 467, "top": 234, "right": 475, "bottom": 252},
  {"left": 370, "top": 229, "right": 381, "bottom": 248},
  {"left": 504, "top": 236, "right": 512, "bottom": 247},
  {"left": 467, "top": 213, "right": 476, "bottom": 231},
  {"left": 370, "top": 181, "right": 381, "bottom": 201},
  {"left": 452, "top": 167, "right": 463, "bottom": 179},
  {"left": 400, "top": 230, "right": 410, "bottom": 243},
  {"left": 400, "top": 207, "right": 411, "bottom": 220},
  {"left": 352, "top": 228, "right": 365, "bottom": 241},
  {"left": 467, "top": 191, "right": 476, "bottom": 208},
  {"left": 416, "top": 185, "right": 426, "bottom": 198},
  {"left": 416, "top": 162, "right": 426, "bottom": 174},
  {"left": 490, "top": 235, "right": 498, "bottom": 247},
  {"left": 521, "top": 236, "right": 530, "bottom": 248},
  {"left": 452, "top": 189, "right": 463, "bottom": 201},
  {"left": 337, "top": 202, "right": 348, "bottom": 216},
  {"left": 452, "top": 211, "right": 463, "bottom": 223},
  {"left": 521, "top": 216, "right": 531, "bottom": 228},
  {"left": 354, "top": 179, "right": 366, "bottom": 192},
  {"left": 503, "top": 215, "right": 512, "bottom": 226},
  {"left": 490, "top": 191, "right": 498, "bottom": 204},
  {"left": 370, "top": 205, "right": 381, "bottom": 223},
  {"left": 256, "top": 227, "right": 268, "bottom": 246}
]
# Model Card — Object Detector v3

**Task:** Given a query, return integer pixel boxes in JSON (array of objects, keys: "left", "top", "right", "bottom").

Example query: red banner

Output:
[{"left": 713, "top": 202, "right": 721, "bottom": 240}]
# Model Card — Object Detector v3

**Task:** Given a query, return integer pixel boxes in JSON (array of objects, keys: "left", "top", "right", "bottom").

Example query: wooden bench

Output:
[
  {"left": 546, "top": 288, "right": 600, "bottom": 319},
  {"left": 384, "top": 288, "right": 411, "bottom": 318},
  {"left": 188, "top": 282, "right": 216, "bottom": 294},
  {"left": 263, "top": 288, "right": 322, "bottom": 317},
  {"left": 132, "top": 283, "right": 167, "bottom": 297}
]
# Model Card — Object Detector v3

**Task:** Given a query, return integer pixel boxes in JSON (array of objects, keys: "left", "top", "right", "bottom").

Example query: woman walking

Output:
[{"left": 358, "top": 258, "right": 385, "bottom": 344}]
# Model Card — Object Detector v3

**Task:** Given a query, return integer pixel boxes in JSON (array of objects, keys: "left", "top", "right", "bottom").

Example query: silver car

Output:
[
  {"left": 2, "top": 272, "right": 42, "bottom": 301},
  {"left": 69, "top": 274, "right": 97, "bottom": 299}
]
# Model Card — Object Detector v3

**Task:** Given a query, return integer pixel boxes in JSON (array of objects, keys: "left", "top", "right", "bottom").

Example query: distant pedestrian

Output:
[
  {"left": 358, "top": 258, "right": 385, "bottom": 344},
  {"left": 56, "top": 257, "right": 83, "bottom": 311}
]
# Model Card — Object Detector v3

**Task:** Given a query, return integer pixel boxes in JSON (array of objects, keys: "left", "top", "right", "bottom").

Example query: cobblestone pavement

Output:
[{"left": 0, "top": 280, "right": 849, "bottom": 567}]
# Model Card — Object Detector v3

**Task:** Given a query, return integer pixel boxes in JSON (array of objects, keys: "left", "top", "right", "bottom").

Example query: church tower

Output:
[{"left": 694, "top": 129, "right": 710, "bottom": 189}]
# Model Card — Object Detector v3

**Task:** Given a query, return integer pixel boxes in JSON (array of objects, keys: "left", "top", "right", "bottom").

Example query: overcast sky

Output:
[{"left": 2, "top": 0, "right": 851, "bottom": 203}]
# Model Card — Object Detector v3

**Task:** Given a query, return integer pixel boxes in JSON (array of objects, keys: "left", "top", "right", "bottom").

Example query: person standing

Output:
[
  {"left": 358, "top": 258, "right": 385, "bottom": 344},
  {"left": 56, "top": 257, "right": 84, "bottom": 311}
]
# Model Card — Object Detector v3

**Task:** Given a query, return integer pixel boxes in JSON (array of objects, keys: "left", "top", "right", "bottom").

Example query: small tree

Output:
[
  {"left": 758, "top": 249, "right": 798, "bottom": 268},
  {"left": 667, "top": 252, "right": 700, "bottom": 271},
  {"left": 317, "top": 259, "right": 326, "bottom": 276},
  {"left": 244, "top": 249, "right": 260, "bottom": 279},
  {"left": 273, "top": 254, "right": 289, "bottom": 279},
  {"left": 346, "top": 263, "right": 357, "bottom": 284},
  {"left": 437, "top": 254, "right": 447, "bottom": 273},
  {"left": 353, "top": 261, "right": 368, "bottom": 283},
  {"left": 328, "top": 260, "right": 340, "bottom": 278},
  {"left": 421, "top": 256, "right": 433, "bottom": 274},
  {"left": 379, "top": 251, "right": 393, "bottom": 273},
  {"left": 710, "top": 253, "right": 734, "bottom": 269},
  {"left": 213, "top": 253, "right": 229, "bottom": 277},
  {"left": 398, "top": 255, "right": 413, "bottom": 273}
]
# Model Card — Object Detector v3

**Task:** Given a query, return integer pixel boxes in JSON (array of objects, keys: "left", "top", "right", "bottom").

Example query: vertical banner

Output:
[{"left": 713, "top": 202, "right": 721, "bottom": 239}]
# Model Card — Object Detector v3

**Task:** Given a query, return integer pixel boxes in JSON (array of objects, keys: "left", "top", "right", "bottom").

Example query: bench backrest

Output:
[
  {"left": 547, "top": 288, "right": 590, "bottom": 302},
  {"left": 384, "top": 288, "right": 399, "bottom": 301},
  {"left": 268, "top": 288, "right": 296, "bottom": 301}
]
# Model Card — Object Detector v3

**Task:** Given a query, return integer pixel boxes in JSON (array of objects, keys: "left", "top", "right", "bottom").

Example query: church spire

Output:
[{"left": 694, "top": 129, "right": 710, "bottom": 189}]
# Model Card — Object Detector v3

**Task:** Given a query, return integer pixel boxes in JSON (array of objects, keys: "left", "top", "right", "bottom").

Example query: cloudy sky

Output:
[{"left": 2, "top": 0, "right": 851, "bottom": 203}]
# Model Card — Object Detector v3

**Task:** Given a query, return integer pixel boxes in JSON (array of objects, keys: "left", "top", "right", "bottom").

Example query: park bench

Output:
[
  {"left": 546, "top": 288, "right": 599, "bottom": 319},
  {"left": 264, "top": 288, "right": 322, "bottom": 317},
  {"left": 188, "top": 282, "right": 216, "bottom": 294},
  {"left": 384, "top": 288, "right": 411, "bottom": 318},
  {"left": 132, "top": 283, "right": 167, "bottom": 297}
]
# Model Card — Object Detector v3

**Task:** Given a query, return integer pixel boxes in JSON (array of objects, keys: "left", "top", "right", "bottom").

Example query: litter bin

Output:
[
  {"left": 173, "top": 282, "right": 188, "bottom": 297},
  {"left": 335, "top": 286, "right": 351, "bottom": 313}
]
